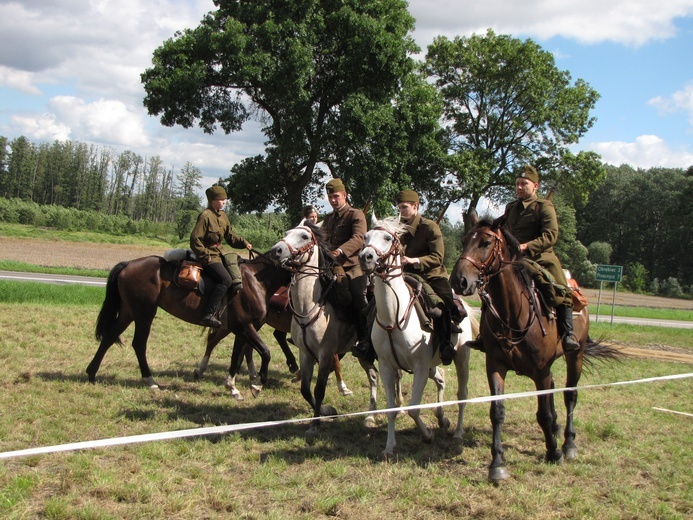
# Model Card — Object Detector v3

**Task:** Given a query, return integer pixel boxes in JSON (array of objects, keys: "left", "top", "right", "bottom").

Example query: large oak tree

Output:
[{"left": 141, "top": 0, "right": 420, "bottom": 219}]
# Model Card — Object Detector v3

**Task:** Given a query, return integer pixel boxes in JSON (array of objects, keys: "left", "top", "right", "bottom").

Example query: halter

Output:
[
  {"left": 278, "top": 225, "right": 318, "bottom": 272},
  {"left": 367, "top": 226, "right": 404, "bottom": 280}
]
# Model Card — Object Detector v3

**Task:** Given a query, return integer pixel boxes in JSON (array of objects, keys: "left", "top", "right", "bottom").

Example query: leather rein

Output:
[
  {"left": 280, "top": 226, "right": 335, "bottom": 362},
  {"left": 368, "top": 228, "right": 422, "bottom": 373},
  {"left": 461, "top": 227, "right": 546, "bottom": 348}
]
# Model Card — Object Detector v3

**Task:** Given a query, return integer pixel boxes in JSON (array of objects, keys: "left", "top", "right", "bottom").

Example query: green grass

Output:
[
  {"left": 0, "top": 259, "right": 109, "bottom": 278},
  {"left": 594, "top": 305, "right": 693, "bottom": 321},
  {"left": 0, "top": 304, "right": 690, "bottom": 519},
  {"left": 0, "top": 281, "right": 105, "bottom": 306},
  {"left": 590, "top": 322, "right": 692, "bottom": 350}
]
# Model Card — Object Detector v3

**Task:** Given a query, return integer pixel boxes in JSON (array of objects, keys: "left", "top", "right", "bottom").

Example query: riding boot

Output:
[
  {"left": 434, "top": 308, "right": 455, "bottom": 366},
  {"left": 351, "top": 311, "right": 375, "bottom": 363},
  {"left": 556, "top": 305, "right": 580, "bottom": 353},
  {"left": 200, "top": 284, "right": 227, "bottom": 328}
]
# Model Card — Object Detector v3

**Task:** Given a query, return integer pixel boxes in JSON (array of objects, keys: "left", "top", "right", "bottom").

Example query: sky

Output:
[{"left": 1, "top": 0, "right": 692, "bottom": 220}]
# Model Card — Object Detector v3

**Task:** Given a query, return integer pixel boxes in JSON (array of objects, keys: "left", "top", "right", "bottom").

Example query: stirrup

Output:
[
  {"left": 201, "top": 314, "right": 221, "bottom": 328},
  {"left": 464, "top": 337, "right": 485, "bottom": 352}
]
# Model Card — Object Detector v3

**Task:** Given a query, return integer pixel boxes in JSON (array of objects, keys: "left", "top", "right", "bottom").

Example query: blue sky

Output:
[{"left": 1, "top": 0, "right": 692, "bottom": 219}]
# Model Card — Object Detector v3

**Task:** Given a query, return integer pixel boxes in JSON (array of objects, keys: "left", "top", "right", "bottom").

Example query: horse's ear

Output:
[
  {"left": 464, "top": 207, "right": 479, "bottom": 232},
  {"left": 299, "top": 218, "right": 307, "bottom": 226},
  {"left": 370, "top": 211, "right": 378, "bottom": 229}
]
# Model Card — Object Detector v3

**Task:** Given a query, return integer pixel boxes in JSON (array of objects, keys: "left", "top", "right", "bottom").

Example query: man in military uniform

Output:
[
  {"left": 190, "top": 185, "right": 252, "bottom": 327},
  {"left": 321, "top": 178, "right": 372, "bottom": 359},
  {"left": 396, "top": 189, "right": 458, "bottom": 365},
  {"left": 496, "top": 165, "right": 579, "bottom": 352}
]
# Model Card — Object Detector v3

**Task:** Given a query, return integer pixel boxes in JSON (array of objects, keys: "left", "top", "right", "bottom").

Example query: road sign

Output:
[{"left": 596, "top": 264, "right": 623, "bottom": 283}]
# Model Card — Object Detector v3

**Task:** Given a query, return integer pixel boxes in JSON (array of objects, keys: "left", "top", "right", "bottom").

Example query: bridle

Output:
[
  {"left": 278, "top": 226, "right": 318, "bottom": 273},
  {"left": 366, "top": 227, "right": 422, "bottom": 373},
  {"left": 461, "top": 225, "right": 546, "bottom": 349}
]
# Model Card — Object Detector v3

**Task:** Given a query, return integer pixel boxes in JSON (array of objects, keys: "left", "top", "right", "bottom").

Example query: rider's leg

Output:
[
  {"left": 201, "top": 261, "right": 232, "bottom": 327},
  {"left": 348, "top": 269, "right": 375, "bottom": 361},
  {"left": 427, "top": 277, "right": 457, "bottom": 365},
  {"left": 556, "top": 304, "right": 580, "bottom": 352}
]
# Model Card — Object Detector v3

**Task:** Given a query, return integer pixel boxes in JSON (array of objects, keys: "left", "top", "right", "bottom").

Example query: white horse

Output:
[
  {"left": 359, "top": 216, "right": 478, "bottom": 458},
  {"left": 269, "top": 221, "right": 383, "bottom": 443}
]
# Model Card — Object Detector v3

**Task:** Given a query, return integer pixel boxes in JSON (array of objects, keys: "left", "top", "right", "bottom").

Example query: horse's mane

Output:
[
  {"left": 372, "top": 216, "right": 408, "bottom": 237},
  {"left": 301, "top": 220, "right": 338, "bottom": 267}
]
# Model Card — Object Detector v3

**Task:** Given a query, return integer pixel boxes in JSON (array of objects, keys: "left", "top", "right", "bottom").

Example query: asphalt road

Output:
[{"left": 2, "top": 270, "right": 691, "bottom": 329}]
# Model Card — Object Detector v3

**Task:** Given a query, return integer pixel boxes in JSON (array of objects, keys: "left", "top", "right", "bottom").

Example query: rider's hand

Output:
[{"left": 402, "top": 256, "right": 419, "bottom": 266}]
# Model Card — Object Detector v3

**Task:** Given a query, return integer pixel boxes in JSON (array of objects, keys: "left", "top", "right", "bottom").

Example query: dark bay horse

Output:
[
  {"left": 449, "top": 211, "right": 620, "bottom": 482},
  {"left": 88, "top": 254, "right": 293, "bottom": 396}
]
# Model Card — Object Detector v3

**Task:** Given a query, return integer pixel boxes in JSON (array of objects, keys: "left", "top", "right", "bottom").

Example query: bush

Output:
[
  {"left": 588, "top": 241, "right": 612, "bottom": 264},
  {"left": 659, "top": 277, "right": 683, "bottom": 298},
  {"left": 622, "top": 262, "right": 648, "bottom": 293}
]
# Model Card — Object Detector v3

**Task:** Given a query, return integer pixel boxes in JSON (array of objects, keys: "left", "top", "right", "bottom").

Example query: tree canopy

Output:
[
  {"left": 141, "top": 0, "right": 421, "bottom": 220},
  {"left": 423, "top": 29, "right": 605, "bottom": 216}
]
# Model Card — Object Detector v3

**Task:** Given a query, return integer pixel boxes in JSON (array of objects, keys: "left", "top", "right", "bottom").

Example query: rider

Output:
[
  {"left": 480, "top": 165, "right": 580, "bottom": 353},
  {"left": 320, "top": 178, "right": 372, "bottom": 360},
  {"left": 396, "top": 189, "right": 458, "bottom": 365},
  {"left": 302, "top": 205, "right": 319, "bottom": 225},
  {"left": 190, "top": 185, "right": 253, "bottom": 328}
]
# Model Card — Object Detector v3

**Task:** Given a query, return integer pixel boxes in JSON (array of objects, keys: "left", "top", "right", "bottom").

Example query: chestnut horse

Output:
[
  {"left": 449, "top": 211, "right": 620, "bottom": 482},
  {"left": 88, "top": 254, "right": 294, "bottom": 397}
]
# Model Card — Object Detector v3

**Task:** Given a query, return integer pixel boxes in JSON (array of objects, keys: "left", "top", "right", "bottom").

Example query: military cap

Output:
[
  {"left": 325, "top": 178, "right": 346, "bottom": 194},
  {"left": 205, "top": 185, "right": 227, "bottom": 201},
  {"left": 396, "top": 189, "right": 420, "bottom": 204},
  {"left": 517, "top": 165, "right": 539, "bottom": 183}
]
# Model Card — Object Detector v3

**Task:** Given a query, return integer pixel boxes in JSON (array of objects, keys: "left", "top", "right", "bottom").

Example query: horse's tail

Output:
[
  {"left": 582, "top": 337, "right": 624, "bottom": 371},
  {"left": 95, "top": 261, "right": 129, "bottom": 344}
]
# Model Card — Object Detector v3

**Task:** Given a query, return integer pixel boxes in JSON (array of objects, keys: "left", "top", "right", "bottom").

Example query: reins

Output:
[{"left": 463, "top": 226, "right": 546, "bottom": 349}]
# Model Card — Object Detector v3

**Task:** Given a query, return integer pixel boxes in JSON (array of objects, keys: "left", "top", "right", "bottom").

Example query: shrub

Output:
[
  {"left": 622, "top": 262, "right": 648, "bottom": 293},
  {"left": 588, "top": 241, "right": 612, "bottom": 265}
]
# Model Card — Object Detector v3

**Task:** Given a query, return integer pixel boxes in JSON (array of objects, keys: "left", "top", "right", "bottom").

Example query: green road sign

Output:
[{"left": 596, "top": 264, "right": 623, "bottom": 282}]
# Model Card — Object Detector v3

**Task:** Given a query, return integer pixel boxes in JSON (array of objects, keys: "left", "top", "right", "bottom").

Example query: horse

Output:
[
  {"left": 449, "top": 210, "right": 621, "bottom": 482},
  {"left": 88, "top": 253, "right": 294, "bottom": 399},
  {"left": 268, "top": 221, "right": 381, "bottom": 443},
  {"left": 359, "top": 216, "right": 478, "bottom": 458}
]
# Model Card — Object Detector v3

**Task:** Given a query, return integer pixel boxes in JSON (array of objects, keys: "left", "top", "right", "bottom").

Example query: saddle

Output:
[
  {"left": 403, "top": 274, "right": 468, "bottom": 333},
  {"left": 163, "top": 248, "right": 206, "bottom": 292}
]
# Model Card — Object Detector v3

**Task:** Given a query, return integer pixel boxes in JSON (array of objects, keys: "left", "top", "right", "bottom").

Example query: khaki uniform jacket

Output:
[
  {"left": 190, "top": 208, "right": 249, "bottom": 266},
  {"left": 503, "top": 195, "right": 567, "bottom": 286},
  {"left": 400, "top": 213, "right": 447, "bottom": 280},
  {"left": 322, "top": 203, "right": 366, "bottom": 270}
]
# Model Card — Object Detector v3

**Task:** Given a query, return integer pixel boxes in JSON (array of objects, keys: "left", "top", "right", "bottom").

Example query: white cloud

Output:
[
  {"left": 10, "top": 113, "right": 71, "bottom": 141},
  {"left": 589, "top": 135, "right": 693, "bottom": 168},
  {"left": 409, "top": 0, "right": 693, "bottom": 46},
  {"left": 648, "top": 82, "right": 693, "bottom": 124},
  {"left": 0, "top": 66, "right": 41, "bottom": 95}
]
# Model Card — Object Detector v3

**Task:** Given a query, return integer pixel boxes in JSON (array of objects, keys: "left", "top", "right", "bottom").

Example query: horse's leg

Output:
[
  {"left": 194, "top": 327, "right": 229, "bottom": 380},
  {"left": 245, "top": 341, "right": 258, "bottom": 381},
  {"left": 274, "top": 330, "right": 299, "bottom": 375},
  {"left": 226, "top": 335, "right": 249, "bottom": 400},
  {"left": 357, "top": 357, "right": 379, "bottom": 428},
  {"left": 306, "top": 353, "right": 337, "bottom": 444},
  {"left": 86, "top": 313, "right": 132, "bottom": 383},
  {"left": 453, "top": 343, "right": 471, "bottom": 439},
  {"left": 487, "top": 364, "right": 510, "bottom": 482},
  {"left": 562, "top": 349, "right": 585, "bottom": 459},
  {"left": 240, "top": 326, "right": 271, "bottom": 397},
  {"left": 429, "top": 366, "right": 450, "bottom": 431},
  {"left": 536, "top": 372, "right": 562, "bottom": 463},
  {"left": 334, "top": 354, "right": 353, "bottom": 396},
  {"left": 131, "top": 314, "right": 158, "bottom": 389},
  {"left": 409, "top": 366, "right": 434, "bottom": 443},
  {"left": 379, "top": 362, "right": 399, "bottom": 459}
]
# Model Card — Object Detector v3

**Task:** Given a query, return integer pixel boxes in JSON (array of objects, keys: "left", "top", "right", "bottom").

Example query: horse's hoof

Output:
[
  {"left": 305, "top": 428, "right": 318, "bottom": 446},
  {"left": 563, "top": 446, "right": 578, "bottom": 460},
  {"left": 546, "top": 450, "right": 563, "bottom": 464},
  {"left": 320, "top": 405, "right": 338, "bottom": 417},
  {"left": 288, "top": 364, "right": 299, "bottom": 374},
  {"left": 292, "top": 370, "right": 301, "bottom": 383},
  {"left": 250, "top": 384, "right": 262, "bottom": 398},
  {"left": 142, "top": 376, "right": 159, "bottom": 389},
  {"left": 422, "top": 428, "right": 434, "bottom": 443},
  {"left": 193, "top": 369, "right": 202, "bottom": 381},
  {"left": 380, "top": 450, "right": 395, "bottom": 462},
  {"left": 364, "top": 416, "right": 377, "bottom": 429},
  {"left": 452, "top": 429, "right": 465, "bottom": 441},
  {"left": 488, "top": 466, "right": 510, "bottom": 482},
  {"left": 230, "top": 389, "right": 244, "bottom": 401},
  {"left": 338, "top": 382, "right": 353, "bottom": 396},
  {"left": 439, "top": 417, "right": 451, "bottom": 430}
]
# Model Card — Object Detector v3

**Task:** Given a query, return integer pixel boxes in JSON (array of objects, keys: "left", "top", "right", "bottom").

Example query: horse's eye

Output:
[
  {"left": 302, "top": 233, "right": 311, "bottom": 241},
  {"left": 385, "top": 235, "right": 392, "bottom": 242},
  {"left": 480, "top": 239, "right": 492, "bottom": 248}
]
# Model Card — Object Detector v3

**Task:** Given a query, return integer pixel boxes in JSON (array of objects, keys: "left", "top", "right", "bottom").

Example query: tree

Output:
[
  {"left": 142, "top": 0, "right": 418, "bottom": 221},
  {"left": 423, "top": 29, "right": 605, "bottom": 216},
  {"left": 587, "top": 241, "right": 612, "bottom": 265}
]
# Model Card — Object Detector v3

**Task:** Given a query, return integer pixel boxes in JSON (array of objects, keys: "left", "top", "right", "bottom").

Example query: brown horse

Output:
[
  {"left": 449, "top": 211, "right": 620, "bottom": 482},
  {"left": 88, "top": 253, "right": 293, "bottom": 396}
]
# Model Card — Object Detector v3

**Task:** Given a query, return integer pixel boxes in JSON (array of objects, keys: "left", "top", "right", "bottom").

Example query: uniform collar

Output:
[
  {"left": 519, "top": 194, "right": 538, "bottom": 209},
  {"left": 403, "top": 213, "right": 422, "bottom": 236},
  {"left": 332, "top": 203, "right": 351, "bottom": 218}
]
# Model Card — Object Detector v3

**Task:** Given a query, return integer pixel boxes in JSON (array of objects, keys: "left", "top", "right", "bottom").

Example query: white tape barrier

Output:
[
  {"left": 1, "top": 372, "right": 690, "bottom": 460},
  {"left": 653, "top": 407, "right": 693, "bottom": 417}
]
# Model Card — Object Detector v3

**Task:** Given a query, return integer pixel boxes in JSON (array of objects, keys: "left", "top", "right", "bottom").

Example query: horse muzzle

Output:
[{"left": 358, "top": 248, "right": 377, "bottom": 273}]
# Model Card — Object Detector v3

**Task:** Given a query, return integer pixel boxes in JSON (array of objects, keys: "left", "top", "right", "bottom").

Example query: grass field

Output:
[{"left": 0, "top": 300, "right": 690, "bottom": 519}]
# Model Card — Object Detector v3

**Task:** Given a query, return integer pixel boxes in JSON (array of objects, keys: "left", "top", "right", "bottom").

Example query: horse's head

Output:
[
  {"left": 359, "top": 216, "right": 406, "bottom": 275},
  {"left": 450, "top": 210, "right": 506, "bottom": 296},
  {"left": 269, "top": 224, "right": 318, "bottom": 270}
]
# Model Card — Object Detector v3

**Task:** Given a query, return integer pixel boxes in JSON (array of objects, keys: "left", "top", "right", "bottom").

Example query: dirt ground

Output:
[{"left": 2, "top": 235, "right": 692, "bottom": 364}]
